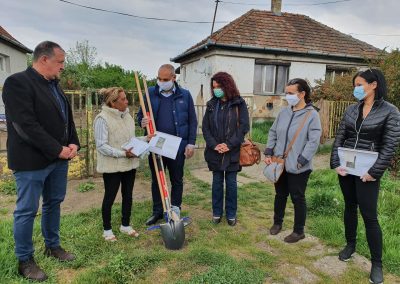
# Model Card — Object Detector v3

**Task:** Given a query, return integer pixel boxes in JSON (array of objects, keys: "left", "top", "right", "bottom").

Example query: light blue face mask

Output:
[
  {"left": 285, "top": 93, "right": 300, "bottom": 106},
  {"left": 213, "top": 88, "right": 224, "bottom": 98},
  {"left": 353, "top": 85, "right": 366, "bottom": 100},
  {"left": 157, "top": 80, "right": 174, "bottom": 92}
]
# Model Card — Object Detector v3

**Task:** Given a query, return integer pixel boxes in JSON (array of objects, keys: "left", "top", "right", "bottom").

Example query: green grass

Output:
[
  {"left": 0, "top": 169, "right": 399, "bottom": 283},
  {"left": 307, "top": 169, "right": 400, "bottom": 275},
  {"left": 77, "top": 182, "right": 96, "bottom": 193},
  {"left": 0, "top": 179, "right": 16, "bottom": 195},
  {"left": 250, "top": 120, "right": 274, "bottom": 144}
]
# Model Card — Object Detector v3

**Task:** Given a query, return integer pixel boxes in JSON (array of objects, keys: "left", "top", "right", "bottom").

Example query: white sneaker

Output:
[
  {"left": 119, "top": 225, "right": 139, "bottom": 238},
  {"left": 102, "top": 230, "right": 117, "bottom": 242}
]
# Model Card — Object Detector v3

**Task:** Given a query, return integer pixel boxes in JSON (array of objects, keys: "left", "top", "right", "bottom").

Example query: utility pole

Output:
[{"left": 210, "top": 0, "right": 220, "bottom": 38}]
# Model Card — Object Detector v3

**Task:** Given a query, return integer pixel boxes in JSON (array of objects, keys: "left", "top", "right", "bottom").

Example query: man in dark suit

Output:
[{"left": 2, "top": 41, "right": 80, "bottom": 282}]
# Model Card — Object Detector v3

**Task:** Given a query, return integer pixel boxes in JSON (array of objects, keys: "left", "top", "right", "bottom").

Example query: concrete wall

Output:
[
  {"left": 179, "top": 55, "right": 255, "bottom": 105},
  {"left": 0, "top": 43, "right": 28, "bottom": 114}
]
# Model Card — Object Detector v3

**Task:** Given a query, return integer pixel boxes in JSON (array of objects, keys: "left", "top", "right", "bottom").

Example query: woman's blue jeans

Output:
[{"left": 212, "top": 171, "right": 237, "bottom": 219}]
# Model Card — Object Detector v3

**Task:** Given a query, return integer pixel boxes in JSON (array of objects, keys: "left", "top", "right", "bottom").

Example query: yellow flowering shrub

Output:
[
  {"left": 0, "top": 156, "right": 12, "bottom": 177},
  {"left": 68, "top": 155, "right": 86, "bottom": 179}
]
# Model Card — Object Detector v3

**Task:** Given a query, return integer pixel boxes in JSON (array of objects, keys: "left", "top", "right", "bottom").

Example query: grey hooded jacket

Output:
[{"left": 264, "top": 104, "right": 322, "bottom": 174}]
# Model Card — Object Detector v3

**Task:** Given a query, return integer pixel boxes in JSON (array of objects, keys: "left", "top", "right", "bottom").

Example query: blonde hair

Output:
[{"left": 99, "top": 87, "right": 124, "bottom": 107}]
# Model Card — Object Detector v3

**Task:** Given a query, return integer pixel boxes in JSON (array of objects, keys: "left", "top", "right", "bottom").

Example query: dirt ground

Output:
[
  {"left": 0, "top": 154, "right": 330, "bottom": 218},
  {"left": 0, "top": 176, "right": 154, "bottom": 219}
]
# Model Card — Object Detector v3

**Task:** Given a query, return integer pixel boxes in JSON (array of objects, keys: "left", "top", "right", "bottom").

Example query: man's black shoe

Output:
[
  {"left": 369, "top": 263, "right": 383, "bottom": 284},
  {"left": 269, "top": 224, "right": 282, "bottom": 235},
  {"left": 45, "top": 246, "right": 75, "bottom": 262},
  {"left": 145, "top": 214, "right": 163, "bottom": 226},
  {"left": 18, "top": 257, "right": 48, "bottom": 282},
  {"left": 283, "top": 232, "right": 305, "bottom": 243},
  {"left": 338, "top": 243, "right": 356, "bottom": 262}
]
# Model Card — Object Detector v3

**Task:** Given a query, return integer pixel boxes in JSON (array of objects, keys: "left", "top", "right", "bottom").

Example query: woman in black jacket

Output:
[
  {"left": 202, "top": 72, "right": 249, "bottom": 226},
  {"left": 330, "top": 68, "right": 400, "bottom": 284}
]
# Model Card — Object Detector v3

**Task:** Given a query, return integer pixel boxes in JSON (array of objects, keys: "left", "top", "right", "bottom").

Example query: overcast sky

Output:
[{"left": 1, "top": 0, "right": 399, "bottom": 77}]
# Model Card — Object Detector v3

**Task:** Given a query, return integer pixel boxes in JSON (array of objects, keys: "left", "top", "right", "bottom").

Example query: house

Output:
[
  {"left": 0, "top": 26, "right": 32, "bottom": 117},
  {"left": 171, "top": 0, "right": 381, "bottom": 118}
]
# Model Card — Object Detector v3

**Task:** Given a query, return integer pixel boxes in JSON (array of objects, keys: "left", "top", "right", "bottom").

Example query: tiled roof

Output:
[
  {"left": 172, "top": 9, "right": 381, "bottom": 62},
  {"left": 0, "top": 26, "right": 32, "bottom": 53}
]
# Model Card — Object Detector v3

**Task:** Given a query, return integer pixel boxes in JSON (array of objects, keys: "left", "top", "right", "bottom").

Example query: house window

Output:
[
  {"left": 325, "top": 66, "right": 352, "bottom": 83},
  {"left": 0, "top": 54, "right": 10, "bottom": 73},
  {"left": 254, "top": 64, "right": 289, "bottom": 95},
  {"left": 0, "top": 56, "right": 5, "bottom": 72}
]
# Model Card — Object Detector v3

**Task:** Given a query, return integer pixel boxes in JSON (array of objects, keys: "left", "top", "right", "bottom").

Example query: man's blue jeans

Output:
[
  {"left": 212, "top": 171, "right": 238, "bottom": 219},
  {"left": 13, "top": 160, "right": 68, "bottom": 261}
]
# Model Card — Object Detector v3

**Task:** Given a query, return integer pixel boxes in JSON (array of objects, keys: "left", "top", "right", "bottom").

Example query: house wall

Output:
[
  {"left": 179, "top": 55, "right": 255, "bottom": 105},
  {"left": 176, "top": 49, "right": 365, "bottom": 119},
  {"left": 0, "top": 43, "right": 28, "bottom": 114}
]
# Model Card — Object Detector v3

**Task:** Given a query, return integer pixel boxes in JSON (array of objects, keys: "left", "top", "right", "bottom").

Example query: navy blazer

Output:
[{"left": 2, "top": 67, "right": 80, "bottom": 171}]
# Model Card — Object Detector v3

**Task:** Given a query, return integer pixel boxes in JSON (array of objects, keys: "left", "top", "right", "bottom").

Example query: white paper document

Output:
[
  {"left": 338, "top": 147, "right": 379, "bottom": 177},
  {"left": 148, "top": 131, "right": 182, "bottom": 160},
  {"left": 121, "top": 137, "right": 150, "bottom": 157}
]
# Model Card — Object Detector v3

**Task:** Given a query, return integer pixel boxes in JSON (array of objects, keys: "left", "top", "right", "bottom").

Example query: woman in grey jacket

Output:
[{"left": 264, "top": 78, "right": 321, "bottom": 243}]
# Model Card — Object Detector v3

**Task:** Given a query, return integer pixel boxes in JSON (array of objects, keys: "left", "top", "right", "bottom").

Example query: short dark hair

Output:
[
  {"left": 286, "top": 78, "right": 312, "bottom": 103},
  {"left": 352, "top": 68, "right": 387, "bottom": 100},
  {"left": 33, "top": 41, "right": 64, "bottom": 62}
]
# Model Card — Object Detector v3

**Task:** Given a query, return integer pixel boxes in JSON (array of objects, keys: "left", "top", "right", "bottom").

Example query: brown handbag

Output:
[
  {"left": 240, "top": 138, "right": 261, "bottom": 167},
  {"left": 236, "top": 106, "right": 261, "bottom": 167}
]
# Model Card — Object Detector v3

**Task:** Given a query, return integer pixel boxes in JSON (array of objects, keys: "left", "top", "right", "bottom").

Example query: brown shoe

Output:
[
  {"left": 18, "top": 257, "right": 48, "bottom": 282},
  {"left": 284, "top": 232, "right": 305, "bottom": 243},
  {"left": 44, "top": 246, "right": 75, "bottom": 261},
  {"left": 269, "top": 224, "right": 282, "bottom": 235}
]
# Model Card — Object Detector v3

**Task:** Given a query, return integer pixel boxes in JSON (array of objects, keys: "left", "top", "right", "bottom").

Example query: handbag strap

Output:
[
  {"left": 283, "top": 110, "right": 312, "bottom": 158},
  {"left": 236, "top": 106, "right": 239, "bottom": 128}
]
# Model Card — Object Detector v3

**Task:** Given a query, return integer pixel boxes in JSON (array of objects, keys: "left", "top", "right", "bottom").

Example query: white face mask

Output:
[
  {"left": 285, "top": 93, "right": 300, "bottom": 106},
  {"left": 157, "top": 80, "right": 174, "bottom": 92}
]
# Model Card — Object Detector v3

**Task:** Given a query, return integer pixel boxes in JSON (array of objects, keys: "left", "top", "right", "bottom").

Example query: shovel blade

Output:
[{"left": 160, "top": 220, "right": 185, "bottom": 250}]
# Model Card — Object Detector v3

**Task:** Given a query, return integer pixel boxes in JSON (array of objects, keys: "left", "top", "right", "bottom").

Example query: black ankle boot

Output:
[
  {"left": 369, "top": 263, "right": 383, "bottom": 284},
  {"left": 338, "top": 243, "right": 355, "bottom": 261}
]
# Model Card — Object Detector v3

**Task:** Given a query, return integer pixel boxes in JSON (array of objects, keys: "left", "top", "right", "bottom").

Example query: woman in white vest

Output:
[{"left": 94, "top": 87, "right": 139, "bottom": 241}]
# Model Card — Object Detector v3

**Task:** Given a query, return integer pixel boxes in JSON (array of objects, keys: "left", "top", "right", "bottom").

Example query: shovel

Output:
[{"left": 135, "top": 72, "right": 186, "bottom": 250}]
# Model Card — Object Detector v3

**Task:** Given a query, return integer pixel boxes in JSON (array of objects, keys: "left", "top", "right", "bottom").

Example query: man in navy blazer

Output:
[
  {"left": 2, "top": 41, "right": 80, "bottom": 282},
  {"left": 137, "top": 64, "right": 197, "bottom": 225}
]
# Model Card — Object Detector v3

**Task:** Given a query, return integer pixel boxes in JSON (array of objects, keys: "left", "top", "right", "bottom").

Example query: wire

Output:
[
  {"left": 219, "top": 0, "right": 353, "bottom": 6},
  {"left": 58, "top": 0, "right": 228, "bottom": 24},
  {"left": 349, "top": 33, "right": 400, "bottom": 37}
]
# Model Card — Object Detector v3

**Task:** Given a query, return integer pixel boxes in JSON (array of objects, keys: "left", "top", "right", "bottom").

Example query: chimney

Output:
[{"left": 271, "top": 0, "right": 282, "bottom": 16}]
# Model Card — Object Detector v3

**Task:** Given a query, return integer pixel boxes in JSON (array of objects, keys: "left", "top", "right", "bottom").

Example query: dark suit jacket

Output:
[{"left": 2, "top": 67, "right": 80, "bottom": 171}]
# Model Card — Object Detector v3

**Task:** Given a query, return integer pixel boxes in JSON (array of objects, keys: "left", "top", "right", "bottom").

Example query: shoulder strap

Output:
[
  {"left": 236, "top": 106, "right": 239, "bottom": 128},
  {"left": 283, "top": 110, "right": 312, "bottom": 158}
]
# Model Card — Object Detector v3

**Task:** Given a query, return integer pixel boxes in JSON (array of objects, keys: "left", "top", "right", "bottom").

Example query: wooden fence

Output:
[
  {"left": 4, "top": 89, "right": 347, "bottom": 179},
  {"left": 315, "top": 99, "right": 353, "bottom": 143}
]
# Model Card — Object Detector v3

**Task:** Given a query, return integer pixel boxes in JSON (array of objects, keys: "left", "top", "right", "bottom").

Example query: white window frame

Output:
[
  {"left": 254, "top": 63, "right": 289, "bottom": 95},
  {"left": 0, "top": 55, "right": 5, "bottom": 72}
]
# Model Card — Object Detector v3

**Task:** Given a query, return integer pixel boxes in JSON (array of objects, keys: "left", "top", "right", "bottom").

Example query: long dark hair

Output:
[
  {"left": 210, "top": 72, "right": 240, "bottom": 101},
  {"left": 286, "top": 78, "right": 312, "bottom": 104},
  {"left": 352, "top": 68, "right": 387, "bottom": 100}
]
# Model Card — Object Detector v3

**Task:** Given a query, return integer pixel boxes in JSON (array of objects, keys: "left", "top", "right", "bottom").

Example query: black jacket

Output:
[
  {"left": 2, "top": 67, "right": 80, "bottom": 171},
  {"left": 330, "top": 99, "right": 400, "bottom": 178},
  {"left": 202, "top": 96, "right": 249, "bottom": 171}
]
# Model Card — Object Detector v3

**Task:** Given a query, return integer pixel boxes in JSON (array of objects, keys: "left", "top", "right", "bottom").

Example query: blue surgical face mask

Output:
[
  {"left": 213, "top": 88, "right": 224, "bottom": 98},
  {"left": 353, "top": 85, "right": 366, "bottom": 100},
  {"left": 285, "top": 93, "right": 300, "bottom": 106},
  {"left": 157, "top": 80, "right": 174, "bottom": 92}
]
